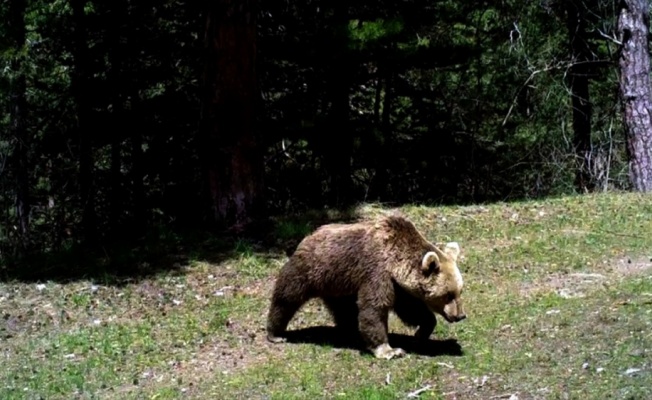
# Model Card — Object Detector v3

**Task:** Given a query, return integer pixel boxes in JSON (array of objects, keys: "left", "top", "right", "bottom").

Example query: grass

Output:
[{"left": 1, "top": 192, "right": 652, "bottom": 399}]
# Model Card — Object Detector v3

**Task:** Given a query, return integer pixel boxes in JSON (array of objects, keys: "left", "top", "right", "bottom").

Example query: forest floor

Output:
[{"left": 2, "top": 193, "right": 652, "bottom": 399}]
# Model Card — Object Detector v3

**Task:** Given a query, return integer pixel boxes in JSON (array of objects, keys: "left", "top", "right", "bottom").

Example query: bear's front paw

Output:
[{"left": 372, "top": 343, "right": 407, "bottom": 360}]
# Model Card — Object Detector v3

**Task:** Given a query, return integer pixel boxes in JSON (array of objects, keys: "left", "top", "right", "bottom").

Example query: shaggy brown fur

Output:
[{"left": 266, "top": 213, "right": 466, "bottom": 359}]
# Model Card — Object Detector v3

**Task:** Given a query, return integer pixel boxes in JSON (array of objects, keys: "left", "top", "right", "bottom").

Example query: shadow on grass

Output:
[
  {"left": 0, "top": 207, "right": 360, "bottom": 285},
  {"left": 283, "top": 326, "right": 464, "bottom": 358}
]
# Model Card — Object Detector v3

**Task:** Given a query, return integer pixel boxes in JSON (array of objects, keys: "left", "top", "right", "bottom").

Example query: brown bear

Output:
[{"left": 266, "top": 213, "right": 466, "bottom": 359}]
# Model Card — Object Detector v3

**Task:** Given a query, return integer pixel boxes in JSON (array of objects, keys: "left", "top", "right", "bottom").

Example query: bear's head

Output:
[{"left": 419, "top": 242, "right": 466, "bottom": 323}]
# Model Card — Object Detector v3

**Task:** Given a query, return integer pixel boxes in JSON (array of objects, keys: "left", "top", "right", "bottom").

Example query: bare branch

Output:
[
  {"left": 407, "top": 385, "right": 432, "bottom": 398},
  {"left": 502, "top": 64, "right": 564, "bottom": 126},
  {"left": 597, "top": 29, "right": 622, "bottom": 46}
]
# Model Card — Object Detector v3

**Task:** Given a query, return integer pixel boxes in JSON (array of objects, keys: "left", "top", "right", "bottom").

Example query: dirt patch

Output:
[
  {"left": 183, "top": 323, "right": 267, "bottom": 376},
  {"left": 106, "top": 276, "right": 282, "bottom": 397},
  {"left": 238, "top": 278, "right": 275, "bottom": 298},
  {"left": 520, "top": 272, "right": 607, "bottom": 299},
  {"left": 614, "top": 256, "right": 652, "bottom": 276},
  {"left": 520, "top": 257, "right": 652, "bottom": 299}
]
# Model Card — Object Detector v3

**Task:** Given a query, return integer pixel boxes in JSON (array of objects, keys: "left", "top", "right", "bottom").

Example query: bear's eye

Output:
[{"left": 446, "top": 293, "right": 456, "bottom": 303}]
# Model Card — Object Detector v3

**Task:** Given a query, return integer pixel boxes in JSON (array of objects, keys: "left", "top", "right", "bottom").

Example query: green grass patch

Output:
[
  {"left": 2, "top": 193, "right": 652, "bottom": 398},
  {"left": 274, "top": 220, "right": 315, "bottom": 242}
]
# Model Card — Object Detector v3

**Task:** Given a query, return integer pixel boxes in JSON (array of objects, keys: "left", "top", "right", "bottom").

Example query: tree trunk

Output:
[
  {"left": 370, "top": 66, "right": 393, "bottom": 200},
  {"left": 201, "top": 0, "right": 263, "bottom": 228},
  {"left": 373, "top": 71, "right": 382, "bottom": 125},
  {"left": 618, "top": 0, "right": 652, "bottom": 192},
  {"left": 71, "top": 0, "right": 98, "bottom": 244},
  {"left": 324, "top": 57, "right": 353, "bottom": 206},
  {"left": 566, "top": 1, "right": 594, "bottom": 192},
  {"left": 8, "top": 0, "right": 30, "bottom": 251},
  {"left": 107, "top": 0, "right": 126, "bottom": 239},
  {"left": 131, "top": 110, "right": 146, "bottom": 237},
  {"left": 321, "top": 3, "right": 353, "bottom": 206}
]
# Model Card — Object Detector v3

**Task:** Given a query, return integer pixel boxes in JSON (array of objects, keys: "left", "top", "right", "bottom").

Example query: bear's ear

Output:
[
  {"left": 443, "top": 242, "right": 460, "bottom": 261},
  {"left": 421, "top": 251, "right": 440, "bottom": 275}
]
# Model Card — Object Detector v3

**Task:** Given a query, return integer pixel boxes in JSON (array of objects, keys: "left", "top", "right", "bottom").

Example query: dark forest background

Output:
[{"left": 0, "top": 0, "right": 648, "bottom": 272}]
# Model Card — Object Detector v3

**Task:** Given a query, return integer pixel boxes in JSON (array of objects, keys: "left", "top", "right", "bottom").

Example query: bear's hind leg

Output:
[
  {"left": 267, "top": 298, "right": 304, "bottom": 343},
  {"left": 266, "top": 276, "right": 309, "bottom": 343}
]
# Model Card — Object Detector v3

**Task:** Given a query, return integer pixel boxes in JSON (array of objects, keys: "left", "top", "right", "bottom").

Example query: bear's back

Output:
[
  {"left": 288, "top": 221, "right": 387, "bottom": 296},
  {"left": 289, "top": 215, "right": 430, "bottom": 296}
]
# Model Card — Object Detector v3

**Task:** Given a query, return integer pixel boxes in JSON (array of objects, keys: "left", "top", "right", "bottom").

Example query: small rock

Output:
[
  {"left": 556, "top": 288, "right": 584, "bottom": 299},
  {"left": 90, "top": 285, "right": 99, "bottom": 293},
  {"left": 474, "top": 375, "right": 489, "bottom": 387},
  {"left": 569, "top": 273, "right": 605, "bottom": 280},
  {"left": 596, "top": 367, "right": 605, "bottom": 373},
  {"left": 629, "top": 349, "right": 644, "bottom": 357},
  {"left": 172, "top": 299, "right": 182, "bottom": 306},
  {"left": 624, "top": 367, "right": 642, "bottom": 375},
  {"left": 582, "top": 362, "right": 589, "bottom": 370},
  {"left": 546, "top": 309, "right": 560, "bottom": 315},
  {"left": 36, "top": 284, "right": 46, "bottom": 292}
]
